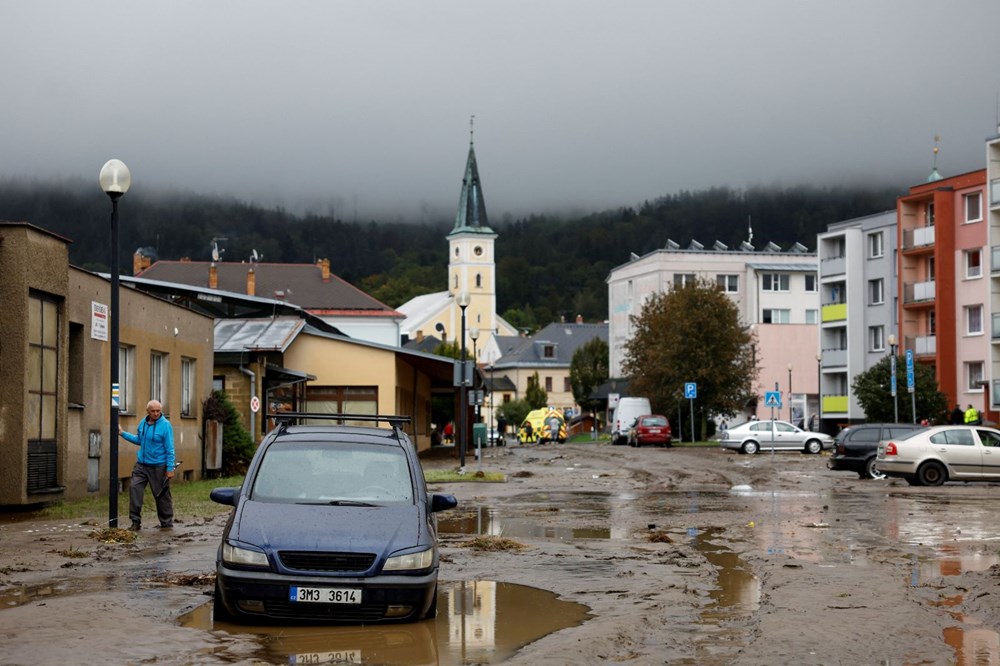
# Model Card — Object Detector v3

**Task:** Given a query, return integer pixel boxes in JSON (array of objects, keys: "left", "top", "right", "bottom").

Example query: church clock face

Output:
[{"left": 474, "top": 246, "right": 483, "bottom": 256}]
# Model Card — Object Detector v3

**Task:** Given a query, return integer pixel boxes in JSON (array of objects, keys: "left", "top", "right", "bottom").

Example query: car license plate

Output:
[
  {"left": 290, "top": 586, "right": 361, "bottom": 604},
  {"left": 648, "top": 428, "right": 661, "bottom": 434},
  {"left": 291, "top": 650, "right": 360, "bottom": 664}
]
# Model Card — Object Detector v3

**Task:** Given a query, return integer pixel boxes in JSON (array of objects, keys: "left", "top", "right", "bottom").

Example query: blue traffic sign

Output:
[
  {"left": 906, "top": 349, "right": 915, "bottom": 391},
  {"left": 684, "top": 382, "right": 697, "bottom": 399},
  {"left": 764, "top": 391, "right": 782, "bottom": 408}
]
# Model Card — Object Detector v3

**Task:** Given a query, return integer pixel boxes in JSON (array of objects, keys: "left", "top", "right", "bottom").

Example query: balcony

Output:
[
  {"left": 821, "top": 255, "right": 845, "bottom": 277},
  {"left": 904, "top": 335, "right": 936, "bottom": 356},
  {"left": 902, "top": 280, "right": 935, "bottom": 304},
  {"left": 822, "top": 395, "right": 849, "bottom": 414},
  {"left": 902, "top": 226, "right": 935, "bottom": 251},
  {"left": 821, "top": 348, "right": 847, "bottom": 367},
  {"left": 822, "top": 302, "right": 847, "bottom": 322}
]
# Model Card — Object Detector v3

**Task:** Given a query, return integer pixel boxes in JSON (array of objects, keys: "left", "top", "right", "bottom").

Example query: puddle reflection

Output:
[
  {"left": 438, "top": 506, "right": 610, "bottom": 540},
  {"left": 689, "top": 527, "right": 760, "bottom": 620},
  {"left": 180, "top": 580, "right": 590, "bottom": 665}
]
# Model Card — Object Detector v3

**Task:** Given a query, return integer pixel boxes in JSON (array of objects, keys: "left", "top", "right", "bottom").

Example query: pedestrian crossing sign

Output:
[{"left": 764, "top": 391, "right": 781, "bottom": 408}]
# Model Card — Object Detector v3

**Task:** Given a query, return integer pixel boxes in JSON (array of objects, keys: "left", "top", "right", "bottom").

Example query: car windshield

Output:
[{"left": 251, "top": 441, "right": 414, "bottom": 504}]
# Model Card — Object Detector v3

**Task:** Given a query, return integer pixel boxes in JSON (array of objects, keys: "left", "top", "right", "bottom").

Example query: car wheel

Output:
[
  {"left": 741, "top": 441, "right": 759, "bottom": 455},
  {"left": 917, "top": 461, "right": 947, "bottom": 486},
  {"left": 804, "top": 439, "right": 823, "bottom": 455},
  {"left": 864, "top": 457, "right": 886, "bottom": 480},
  {"left": 213, "top": 580, "right": 234, "bottom": 623}
]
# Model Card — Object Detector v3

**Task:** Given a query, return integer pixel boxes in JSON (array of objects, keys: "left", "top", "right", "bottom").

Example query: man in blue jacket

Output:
[{"left": 119, "top": 399, "right": 175, "bottom": 531}]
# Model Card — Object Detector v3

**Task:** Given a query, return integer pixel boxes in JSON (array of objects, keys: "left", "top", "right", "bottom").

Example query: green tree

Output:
[
  {"left": 498, "top": 399, "right": 531, "bottom": 432},
  {"left": 851, "top": 354, "right": 947, "bottom": 423},
  {"left": 525, "top": 371, "right": 548, "bottom": 409},
  {"left": 432, "top": 340, "right": 470, "bottom": 360},
  {"left": 622, "top": 279, "right": 757, "bottom": 438},
  {"left": 203, "top": 390, "right": 255, "bottom": 475},
  {"left": 570, "top": 337, "right": 609, "bottom": 412}
]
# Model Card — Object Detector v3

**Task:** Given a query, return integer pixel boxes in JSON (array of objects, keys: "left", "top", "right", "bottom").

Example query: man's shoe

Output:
[
  {"left": 128, "top": 522, "right": 141, "bottom": 531},
  {"left": 156, "top": 523, "right": 173, "bottom": 529}
]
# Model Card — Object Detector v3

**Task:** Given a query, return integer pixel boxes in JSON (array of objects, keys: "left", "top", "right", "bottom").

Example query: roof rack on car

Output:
[{"left": 267, "top": 412, "right": 412, "bottom": 436}]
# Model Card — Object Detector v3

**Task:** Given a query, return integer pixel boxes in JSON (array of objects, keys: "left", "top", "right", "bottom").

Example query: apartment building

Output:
[
  {"left": 985, "top": 138, "right": 1000, "bottom": 417},
  {"left": 817, "top": 211, "right": 898, "bottom": 428},
  {"left": 607, "top": 239, "right": 820, "bottom": 423},
  {"left": 897, "top": 169, "right": 988, "bottom": 414}
]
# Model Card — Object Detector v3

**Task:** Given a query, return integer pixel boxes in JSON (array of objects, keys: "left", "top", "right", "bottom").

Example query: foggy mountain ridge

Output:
[{"left": 0, "top": 178, "right": 903, "bottom": 326}]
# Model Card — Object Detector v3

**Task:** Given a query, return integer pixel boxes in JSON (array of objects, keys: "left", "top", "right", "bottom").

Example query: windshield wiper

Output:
[{"left": 293, "top": 499, "right": 378, "bottom": 507}]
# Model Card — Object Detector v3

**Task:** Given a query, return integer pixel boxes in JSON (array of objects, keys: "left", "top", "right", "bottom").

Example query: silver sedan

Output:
[
  {"left": 876, "top": 425, "right": 1000, "bottom": 486},
  {"left": 719, "top": 419, "right": 833, "bottom": 455}
]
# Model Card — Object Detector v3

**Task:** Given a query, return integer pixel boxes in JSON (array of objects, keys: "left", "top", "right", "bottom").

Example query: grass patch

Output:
[
  {"left": 424, "top": 469, "right": 506, "bottom": 483},
  {"left": 36, "top": 475, "right": 245, "bottom": 524},
  {"left": 88, "top": 527, "right": 139, "bottom": 545},
  {"left": 56, "top": 546, "right": 89, "bottom": 558},
  {"left": 461, "top": 535, "right": 528, "bottom": 552}
]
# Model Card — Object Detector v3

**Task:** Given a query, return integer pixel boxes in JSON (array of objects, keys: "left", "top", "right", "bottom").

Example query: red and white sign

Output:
[{"left": 250, "top": 396, "right": 261, "bottom": 413}]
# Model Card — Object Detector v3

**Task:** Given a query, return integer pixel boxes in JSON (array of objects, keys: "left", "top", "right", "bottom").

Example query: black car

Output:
[
  {"left": 828, "top": 423, "right": 926, "bottom": 479},
  {"left": 210, "top": 414, "right": 457, "bottom": 624}
]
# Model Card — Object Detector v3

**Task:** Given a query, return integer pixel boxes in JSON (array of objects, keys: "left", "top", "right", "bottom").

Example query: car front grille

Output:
[
  {"left": 278, "top": 551, "right": 376, "bottom": 572},
  {"left": 262, "top": 600, "right": 389, "bottom": 621}
]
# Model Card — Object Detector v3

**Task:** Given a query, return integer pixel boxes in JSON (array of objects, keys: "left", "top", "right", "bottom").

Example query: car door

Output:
[
  {"left": 927, "top": 429, "right": 982, "bottom": 478},
  {"left": 773, "top": 421, "right": 800, "bottom": 450},
  {"left": 750, "top": 421, "right": 775, "bottom": 450},
  {"left": 975, "top": 429, "right": 1000, "bottom": 479}
]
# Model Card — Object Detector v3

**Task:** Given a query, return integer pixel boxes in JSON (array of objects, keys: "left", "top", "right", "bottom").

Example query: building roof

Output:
[
  {"left": 137, "top": 260, "right": 401, "bottom": 318},
  {"left": 214, "top": 317, "right": 305, "bottom": 353},
  {"left": 494, "top": 322, "right": 609, "bottom": 369},
  {"left": 398, "top": 290, "right": 453, "bottom": 337}
]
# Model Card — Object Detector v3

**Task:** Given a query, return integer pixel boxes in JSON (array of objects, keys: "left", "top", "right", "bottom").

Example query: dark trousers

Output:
[{"left": 129, "top": 463, "right": 174, "bottom": 527}]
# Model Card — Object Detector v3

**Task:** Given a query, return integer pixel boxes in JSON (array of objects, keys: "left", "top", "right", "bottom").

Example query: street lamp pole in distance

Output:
[{"left": 456, "top": 291, "right": 471, "bottom": 468}]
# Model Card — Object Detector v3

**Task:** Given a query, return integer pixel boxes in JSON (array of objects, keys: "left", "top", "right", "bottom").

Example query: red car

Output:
[{"left": 628, "top": 415, "right": 672, "bottom": 447}]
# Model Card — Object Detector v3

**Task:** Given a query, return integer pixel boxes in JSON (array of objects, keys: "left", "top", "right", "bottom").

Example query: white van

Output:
[{"left": 611, "top": 397, "right": 652, "bottom": 446}]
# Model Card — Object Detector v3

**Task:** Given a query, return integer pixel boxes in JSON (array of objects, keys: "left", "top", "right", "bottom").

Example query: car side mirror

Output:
[
  {"left": 210, "top": 487, "right": 239, "bottom": 506},
  {"left": 431, "top": 494, "right": 458, "bottom": 513}
]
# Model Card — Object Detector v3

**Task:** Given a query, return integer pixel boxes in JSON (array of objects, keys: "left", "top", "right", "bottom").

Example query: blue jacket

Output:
[{"left": 122, "top": 416, "right": 175, "bottom": 469}]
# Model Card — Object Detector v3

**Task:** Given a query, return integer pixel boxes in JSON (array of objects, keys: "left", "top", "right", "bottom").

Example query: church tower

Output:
[{"left": 447, "top": 122, "right": 498, "bottom": 357}]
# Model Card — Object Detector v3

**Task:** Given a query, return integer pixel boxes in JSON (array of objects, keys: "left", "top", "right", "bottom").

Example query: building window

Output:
[
  {"left": 927, "top": 309, "right": 936, "bottom": 335},
  {"left": 806, "top": 309, "right": 818, "bottom": 324},
  {"left": 673, "top": 273, "right": 696, "bottom": 288},
  {"left": 181, "top": 358, "right": 195, "bottom": 417},
  {"left": 967, "top": 305, "right": 983, "bottom": 335},
  {"left": 304, "top": 386, "right": 378, "bottom": 425},
  {"left": 544, "top": 376, "right": 553, "bottom": 392},
  {"left": 925, "top": 203, "right": 935, "bottom": 226},
  {"left": 716, "top": 274, "right": 739, "bottom": 292},
  {"left": 965, "top": 249, "right": 982, "bottom": 278},
  {"left": 967, "top": 361, "right": 985, "bottom": 392},
  {"left": 868, "top": 278, "right": 884, "bottom": 305},
  {"left": 27, "top": 293, "right": 60, "bottom": 492},
  {"left": 563, "top": 377, "right": 571, "bottom": 392},
  {"left": 804, "top": 274, "right": 817, "bottom": 292},
  {"left": 150, "top": 351, "right": 167, "bottom": 407},
  {"left": 965, "top": 192, "right": 983, "bottom": 223},
  {"left": 762, "top": 274, "right": 789, "bottom": 292},
  {"left": 762, "top": 309, "right": 790, "bottom": 324},
  {"left": 474, "top": 245, "right": 483, "bottom": 256},
  {"left": 543, "top": 344, "right": 556, "bottom": 358},
  {"left": 869, "top": 325, "right": 885, "bottom": 352},
  {"left": 119, "top": 345, "right": 135, "bottom": 414},
  {"left": 868, "top": 231, "right": 884, "bottom": 258}
]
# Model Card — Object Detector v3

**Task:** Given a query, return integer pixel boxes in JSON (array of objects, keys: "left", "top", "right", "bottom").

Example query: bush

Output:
[{"left": 204, "top": 391, "right": 255, "bottom": 475}]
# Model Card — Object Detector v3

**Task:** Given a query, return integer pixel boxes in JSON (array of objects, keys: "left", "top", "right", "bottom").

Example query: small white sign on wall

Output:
[{"left": 91, "top": 302, "right": 109, "bottom": 341}]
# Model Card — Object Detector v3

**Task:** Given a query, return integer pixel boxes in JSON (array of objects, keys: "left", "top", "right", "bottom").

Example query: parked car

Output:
[
  {"left": 719, "top": 419, "right": 833, "bottom": 454},
  {"left": 627, "top": 414, "right": 672, "bottom": 447},
  {"left": 210, "top": 414, "right": 457, "bottom": 623},
  {"left": 612, "top": 397, "right": 652, "bottom": 446},
  {"left": 876, "top": 425, "right": 1000, "bottom": 486},
  {"left": 828, "top": 423, "right": 926, "bottom": 479}
]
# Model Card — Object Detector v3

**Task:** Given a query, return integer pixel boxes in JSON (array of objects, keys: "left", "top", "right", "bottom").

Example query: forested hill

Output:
[{"left": 0, "top": 179, "right": 901, "bottom": 328}]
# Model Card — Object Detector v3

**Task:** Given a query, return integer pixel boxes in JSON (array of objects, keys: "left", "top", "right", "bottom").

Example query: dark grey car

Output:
[{"left": 828, "top": 423, "right": 926, "bottom": 479}]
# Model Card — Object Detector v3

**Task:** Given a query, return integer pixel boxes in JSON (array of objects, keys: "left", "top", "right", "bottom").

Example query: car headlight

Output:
[
  {"left": 222, "top": 542, "right": 270, "bottom": 568},
  {"left": 383, "top": 547, "right": 434, "bottom": 571}
]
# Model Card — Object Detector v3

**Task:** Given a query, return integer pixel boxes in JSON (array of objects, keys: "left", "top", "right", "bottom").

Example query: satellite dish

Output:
[{"left": 251, "top": 249, "right": 260, "bottom": 262}]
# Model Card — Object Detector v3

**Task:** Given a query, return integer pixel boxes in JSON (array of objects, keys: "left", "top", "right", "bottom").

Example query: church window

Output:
[
  {"left": 474, "top": 246, "right": 483, "bottom": 256},
  {"left": 454, "top": 247, "right": 459, "bottom": 257},
  {"left": 476, "top": 274, "right": 482, "bottom": 288}
]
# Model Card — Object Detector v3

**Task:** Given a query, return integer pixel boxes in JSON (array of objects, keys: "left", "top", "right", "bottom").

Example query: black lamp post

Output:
[
  {"left": 100, "top": 158, "right": 131, "bottom": 528},
  {"left": 787, "top": 363, "right": 793, "bottom": 423},
  {"left": 457, "top": 291, "right": 471, "bottom": 468},
  {"left": 816, "top": 354, "right": 822, "bottom": 431},
  {"left": 470, "top": 327, "right": 480, "bottom": 426}
]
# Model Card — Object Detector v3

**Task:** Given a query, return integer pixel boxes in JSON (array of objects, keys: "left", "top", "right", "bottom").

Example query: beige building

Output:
[{"left": 0, "top": 221, "right": 214, "bottom": 506}]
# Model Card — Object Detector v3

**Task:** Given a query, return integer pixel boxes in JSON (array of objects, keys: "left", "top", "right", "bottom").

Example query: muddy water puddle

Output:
[{"left": 180, "top": 580, "right": 589, "bottom": 665}]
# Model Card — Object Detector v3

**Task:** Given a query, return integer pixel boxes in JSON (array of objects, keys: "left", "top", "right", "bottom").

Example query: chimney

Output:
[
  {"left": 416, "top": 330, "right": 424, "bottom": 342},
  {"left": 208, "top": 263, "right": 218, "bottom": 289},
  {"left": 576, "top": 314, "right": 583, "bottom": 324},
  {"left": 318, "top": 258, "right": 331, "bottom": 282},
  {"left": 133, "top": 251, "right": 151, "bottom": 276},
  {"left": 246, "top": 266, "right": 256, "bottom": 296}
]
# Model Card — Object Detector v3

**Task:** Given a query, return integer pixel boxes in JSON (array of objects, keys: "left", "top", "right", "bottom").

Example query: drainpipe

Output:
[{"left": 240, "top": 366, "right": 257, "bottom": 442}]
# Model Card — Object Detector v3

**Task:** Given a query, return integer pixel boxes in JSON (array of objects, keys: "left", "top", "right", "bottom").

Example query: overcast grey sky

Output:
[{"left": 4, "top": 1, "right": 999, "bottom": 219}]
